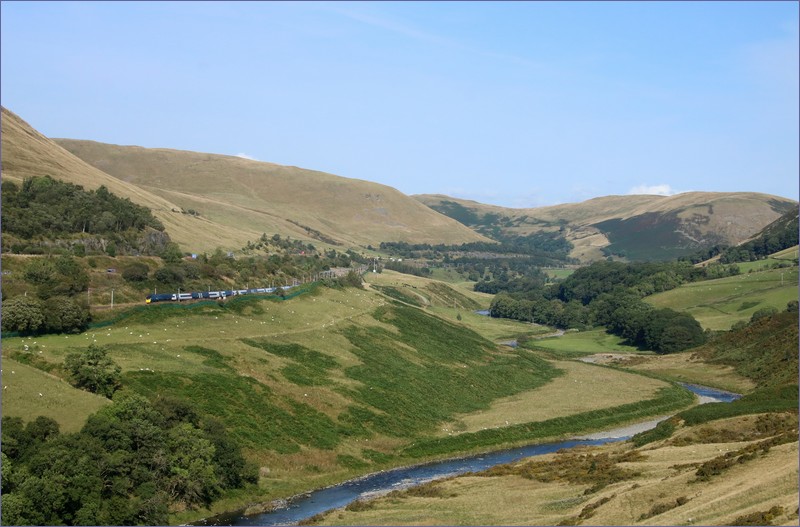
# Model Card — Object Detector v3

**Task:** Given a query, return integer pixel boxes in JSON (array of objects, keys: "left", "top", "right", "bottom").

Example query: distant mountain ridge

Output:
[
  {"left": 3, "top": 106, "right": 794, "bottom": 261},
  {"left": 415, "top": 193, "right": 797, "bottom": 262}
]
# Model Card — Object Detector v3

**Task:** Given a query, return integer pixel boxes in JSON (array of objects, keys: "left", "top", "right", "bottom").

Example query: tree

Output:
[
  {"left": 1, "top": 295, "right": 46, "bottom": 334},
  {"left": 25, "top": 416, "right": 60, "bottom": 443},
  {"left": 166, "top": 423, "right": 221, "bottom": 507},
  {"left": 44, "top": 296, "right": 90, "bottom": 334},
  {"left": 64, "top": 344, "right": 121, "bottom": 397},
  {"left": 23, "top": 258, "right": 57, "bottom": 285},
  {"left": 160, "top": 242, "right": 183, "bottom": 263}
]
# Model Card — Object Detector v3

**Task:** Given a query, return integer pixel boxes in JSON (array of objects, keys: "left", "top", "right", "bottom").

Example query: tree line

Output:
[{"left": 488, "top": 260, "right": 716, "bottom": 353}]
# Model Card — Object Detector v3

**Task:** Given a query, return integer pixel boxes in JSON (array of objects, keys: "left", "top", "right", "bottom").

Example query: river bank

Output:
[{"left": 193, "top": 384, "right": 738, "bottom": 526}]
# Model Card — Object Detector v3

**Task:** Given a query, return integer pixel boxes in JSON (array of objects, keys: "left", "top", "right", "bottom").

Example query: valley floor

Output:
[{"left": 306, "top": 414, "right": 799, "bottom": 526}]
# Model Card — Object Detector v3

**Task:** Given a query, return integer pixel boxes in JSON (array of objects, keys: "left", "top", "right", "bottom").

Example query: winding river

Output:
[{"left": 196, "top": 383, "right": 739, "bottom": 526}]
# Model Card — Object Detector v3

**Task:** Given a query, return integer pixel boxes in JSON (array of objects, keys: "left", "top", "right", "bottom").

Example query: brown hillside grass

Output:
[
  {"left": 1, "top": 106, "right": 258, "bottom": 252},
  {"left": 54, "top": 139, "right": 490, "bottom": 248},
  {"left": 309, "top": 415, "right": 799, "bottom": 526}
]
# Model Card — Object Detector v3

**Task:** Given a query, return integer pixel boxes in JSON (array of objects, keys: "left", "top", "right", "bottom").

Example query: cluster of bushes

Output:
[
  {"left": 1, "top": 176, "right": 166, "bottom": 256},
  {"left": 121, "top": 245, "right": 368, "bottom": 293},
  {"left": 1, "top": 392, "right": 256, "bottom": 525},
  {"left": 382, "top": 260, "right": 431, "bottom": 277},
  {"left": 1, "top": 255, "right": 92, "bottom": 335},
  {"left": 380, "top": 232, "right": 575, "bottom": 269}
]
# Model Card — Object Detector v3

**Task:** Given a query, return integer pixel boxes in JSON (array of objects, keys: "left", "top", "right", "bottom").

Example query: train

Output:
[{"left": 145, "top": 284, "right": 298, "bottom": 304}]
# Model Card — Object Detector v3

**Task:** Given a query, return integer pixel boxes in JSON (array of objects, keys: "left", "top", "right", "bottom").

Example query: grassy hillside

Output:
[
  {"left": 0, "top": 358, "right": 110, "bottom": 433},
  {"left": 0, "top": 107, "right": 248, "bottom": 253},
  {"left": 415, "top": 193, "right": 797, "bottom": 263},
  {"left": 1, "top": 273, "right": 704, "bottom": 523},
  {"left": 645, "top": 266, "right": 799, "bottom": 330},
  {"left": 304, "top": 298, "right": 799, "bottom": 527},
  {"left": 54, "top": 139, "right": 489, "bottom": 249}
]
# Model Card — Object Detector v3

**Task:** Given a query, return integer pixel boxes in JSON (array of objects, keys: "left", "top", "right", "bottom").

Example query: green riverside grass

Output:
[{"left": 402, "top": 383, "right": 694, "bottom": 458}]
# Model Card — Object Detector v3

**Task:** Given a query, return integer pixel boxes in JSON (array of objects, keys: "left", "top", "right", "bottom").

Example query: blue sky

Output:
[{"left": 2, "top": 1, "right": 797, "bottom": 207}]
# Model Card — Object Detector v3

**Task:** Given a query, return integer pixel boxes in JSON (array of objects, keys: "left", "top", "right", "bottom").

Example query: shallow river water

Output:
[{"left": 196, "top": 383, "right": 739, "bottom": 526}]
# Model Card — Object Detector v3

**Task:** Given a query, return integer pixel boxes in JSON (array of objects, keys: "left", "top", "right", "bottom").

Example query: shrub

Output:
[
  {"left": 751, "top": 306, "right": 779, "bottom": 323},
  {"left": 43, "top": 296, "right": 90, "bottom": 333},
  {"left": 122, "top": 262, "right": 150, "bottom": 282}
]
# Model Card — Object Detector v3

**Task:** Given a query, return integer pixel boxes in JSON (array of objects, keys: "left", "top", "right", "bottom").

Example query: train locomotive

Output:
[{"left": 145, "top": 284, "right": 296, "bottom": 303}]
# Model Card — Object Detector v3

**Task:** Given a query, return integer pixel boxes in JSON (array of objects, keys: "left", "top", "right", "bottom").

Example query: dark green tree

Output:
[
  {"left": 44, "top": 296, "right": 90, "bottom": 334},
  {"left": 64, "top": 344, "right": 121, "bottom": 397},
  {"left": 122, "top": 261, "right": 150, "bottom": 282},
  {"left": 1, "top": 295, "right": 46, "bottom": 334}
]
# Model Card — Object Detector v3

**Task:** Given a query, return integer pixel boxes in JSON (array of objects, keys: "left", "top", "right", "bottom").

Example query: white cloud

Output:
[
  {"left": 235, "top": 153, "right": 258, "bottom": 161},
  {"left": 627, "top": 184, "right": 678, "bottom": 196}
]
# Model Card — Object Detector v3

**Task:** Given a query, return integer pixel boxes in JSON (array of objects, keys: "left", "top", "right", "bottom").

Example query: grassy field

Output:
[
  {"left": 542, "top": 267, "right": 575, "bottom": 281},
  {"left": 607, "top": 352, "right": 756, "bottom": 394},
  {"left": 1, "top": 358, "right": 110, "bottom": 433},
  {"left": 438, "top": 360, "right": 669, "bottom": 435},
  {"left": 527, "top": 328, "right": 639, "bottom": 357},
  {"left": 771, "top": 245, "right": 799, "bottom": 261},
  {"left": 735, "top": 257, "right": 796, "bottom": 273},
  {"left": 645, "top": 266, "right": 799, "bottom": 330}
]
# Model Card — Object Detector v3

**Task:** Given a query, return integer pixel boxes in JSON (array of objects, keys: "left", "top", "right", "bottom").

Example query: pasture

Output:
[
  {"left": 527, "top": 328, "right": 638, "bottom": 358},
  {"left": 0, "top": 358, "right": 110, "bottom": 433},
  {"left": 645, "top": 266, "right": 799, "bottom": 330}
]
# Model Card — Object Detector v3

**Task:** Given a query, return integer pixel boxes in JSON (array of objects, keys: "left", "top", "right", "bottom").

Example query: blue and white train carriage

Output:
[{"left": 145, "top": 285, "right": 294, "bottom": 304}]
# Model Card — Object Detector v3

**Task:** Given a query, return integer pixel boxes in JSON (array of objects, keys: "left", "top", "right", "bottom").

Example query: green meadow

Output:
[
  {"left": 2, "top": 277, "right": 729, "bottom": 522},
  {"left": 645, "top": 266, "right": 799, "bottom": 330},
  {"left": 527, "top": 328, "right": 640, "bottom": 358}
]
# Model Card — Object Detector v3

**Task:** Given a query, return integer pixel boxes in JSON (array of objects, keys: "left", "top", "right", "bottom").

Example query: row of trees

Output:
[
  {"left": 488, "top": 260, "right": 710, "bottom": 353},
  {"left": 1, "top": 391, "right": 255, "bottom": 525},
  {"left": 379, "top": 230, "right": 575, "bottom": 264},
  {"left": 1, "top": 295, "right": 89, "bottom": 335}
]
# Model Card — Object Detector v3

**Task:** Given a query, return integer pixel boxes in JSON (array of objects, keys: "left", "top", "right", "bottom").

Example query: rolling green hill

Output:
[
  {"left": 415, "top": 193, "right": 797, "bottom": 263},
  {"left": 645, "top": 266, "right": 799, "bottom": 331}
]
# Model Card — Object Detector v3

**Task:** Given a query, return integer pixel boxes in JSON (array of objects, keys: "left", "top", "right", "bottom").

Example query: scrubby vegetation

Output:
[
  {"left": 1, "top": 176, "right": 167, "bottom": 256},
  {"left": 719, "top": 209, "right": 798, "bottom": 263}
]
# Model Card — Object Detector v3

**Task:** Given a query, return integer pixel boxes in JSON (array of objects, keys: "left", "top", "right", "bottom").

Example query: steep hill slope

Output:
[
  {"left": 719, "top": 207, "right": 799, "bottom": 263},
  {"left": 415, "top": 193, "right": 797, "bottom": 262},
  {"left": 1, "top": 107, "right": 257, "bottom": 253},
  {"left": 54, "top": 139, "right": 489, "bottom": 249}
]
